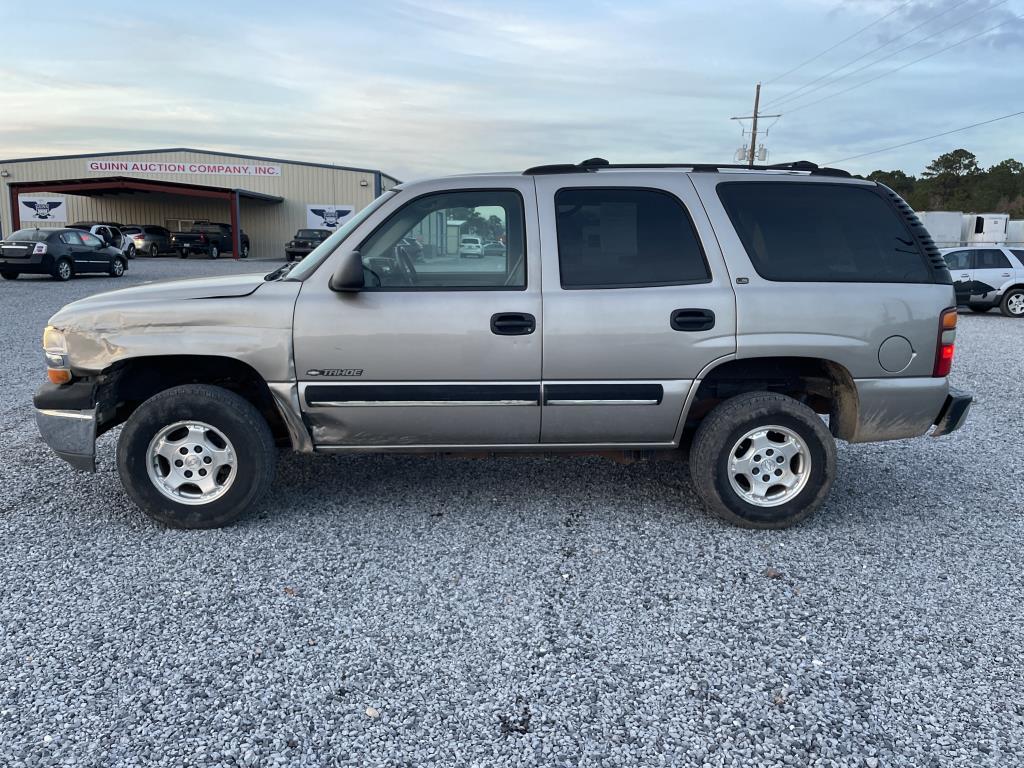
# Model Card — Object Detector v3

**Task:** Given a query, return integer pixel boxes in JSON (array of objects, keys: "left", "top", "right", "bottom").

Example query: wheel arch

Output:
[
  {"left": 680, "top": 355, "right": 859, "bottom": 446},
  {"left": 94, "top": 354, "right": 297, "bottom": 447}
]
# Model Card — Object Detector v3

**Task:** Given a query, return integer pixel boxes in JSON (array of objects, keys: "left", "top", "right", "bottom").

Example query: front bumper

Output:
[
  {"left": 34, "top": 407, "right": 97, "bottom": 471},
  {"left": 931, "top": 387, "right": 973, "bottom": 437}
]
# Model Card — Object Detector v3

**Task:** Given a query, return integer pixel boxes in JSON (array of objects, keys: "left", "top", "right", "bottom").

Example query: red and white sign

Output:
[{"left": 86, "top": 160, "right": 282, "bottom": 177}]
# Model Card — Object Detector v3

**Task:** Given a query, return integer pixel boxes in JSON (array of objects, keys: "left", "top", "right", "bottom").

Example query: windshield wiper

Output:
[{"left": 264, "top": 262, "right": 296, "bottom": 281}]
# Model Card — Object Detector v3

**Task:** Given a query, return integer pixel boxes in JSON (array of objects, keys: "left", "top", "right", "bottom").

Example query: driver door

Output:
[{"left": 292, "top": 178, "right": 542, "bottom": 447}]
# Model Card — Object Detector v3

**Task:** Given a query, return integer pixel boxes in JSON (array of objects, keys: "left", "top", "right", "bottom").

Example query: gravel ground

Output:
[{"left": 1, "top": 258, "right": 1022, "bottom": 767}]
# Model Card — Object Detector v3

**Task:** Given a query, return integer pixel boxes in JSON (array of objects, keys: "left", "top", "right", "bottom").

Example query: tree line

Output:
[{"left": 865, "top": 149, "right": 1024, "bottom": 217}]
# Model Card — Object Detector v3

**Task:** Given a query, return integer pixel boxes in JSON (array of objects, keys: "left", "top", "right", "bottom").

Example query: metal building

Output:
[{"left": 0, "top": 148, "right": 399, "bottom": 258}]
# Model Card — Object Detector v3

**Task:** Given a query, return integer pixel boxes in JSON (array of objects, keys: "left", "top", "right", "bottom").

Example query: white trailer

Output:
[
  {"left": 1006, "top": 220, "right": 1024, "bottom": 246},
  {"left": 917, "top": 211, "right": 964, "bottom": 247},
  {"left": 962, "top": 213, "right": 1009, "bottom": 245}
]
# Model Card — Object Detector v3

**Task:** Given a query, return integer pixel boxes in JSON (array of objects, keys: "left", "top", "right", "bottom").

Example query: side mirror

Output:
[{"left": 329, "top": 250, "right": 365, "bottom": 292}]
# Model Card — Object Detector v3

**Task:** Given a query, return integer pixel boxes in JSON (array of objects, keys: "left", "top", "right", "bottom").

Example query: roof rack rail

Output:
[{"left": 523, "top": 158, "right": 851, "bottom": 178}]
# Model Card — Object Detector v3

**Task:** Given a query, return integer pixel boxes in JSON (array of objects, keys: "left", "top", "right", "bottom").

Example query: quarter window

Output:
[
  {"left": 80, "top": 232, "right": 102, "bottom": 247},
  {"left": 358, "top": 190, "right": 526, "bottom": 290},
  {"left": 60, "top": 231, "right": 82, "bottom": 245},
  {"left": 554, "top": 188, "right": 710, "bottom": 289},
  {"left": 717, "top": 182, "right": 933, "bottom": 283}
]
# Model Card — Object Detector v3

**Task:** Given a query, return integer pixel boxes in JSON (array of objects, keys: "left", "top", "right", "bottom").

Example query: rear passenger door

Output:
[
  {"left": 970, "top": 248, "right": 1014, "bottom": 300},
  {"left": 534, "top": 174, "right": 736, "bottom": 445}
]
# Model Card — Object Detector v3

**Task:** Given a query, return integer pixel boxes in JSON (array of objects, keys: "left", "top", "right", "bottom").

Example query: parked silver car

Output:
[
  {"left": 34, "top": 158, "right": 971, "bottom": 530},
  {"left": 121, "top": 225, "right": 173, "bottom": 258}
]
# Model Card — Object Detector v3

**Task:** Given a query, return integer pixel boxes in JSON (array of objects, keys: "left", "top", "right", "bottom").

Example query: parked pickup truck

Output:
[
  {"left": 171, "top": 221, "right": 250, "bottom": 259},
  {"left": 34, "top": 158, "right": 971, "bottom": 531}
]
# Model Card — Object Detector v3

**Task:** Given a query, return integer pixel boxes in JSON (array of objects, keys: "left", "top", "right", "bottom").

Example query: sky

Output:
[{"left": 0, "top": 0, "right": 1021, "bottom": 181}]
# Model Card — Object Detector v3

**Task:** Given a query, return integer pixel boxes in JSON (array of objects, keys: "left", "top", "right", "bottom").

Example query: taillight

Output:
[
  {"left": 200, "top": 234, "right": 207, "bottom": 242},
  {"left": 33, "top": 242, "right": 47, "bottom": 255},
  {"left": 933, "top": 308, "right": 957, "bottom": 377}
]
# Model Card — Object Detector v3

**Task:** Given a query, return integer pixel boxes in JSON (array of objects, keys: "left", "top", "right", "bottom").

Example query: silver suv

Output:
[{"left": 34, "top": 159, "right": 972, "bottom": 530}]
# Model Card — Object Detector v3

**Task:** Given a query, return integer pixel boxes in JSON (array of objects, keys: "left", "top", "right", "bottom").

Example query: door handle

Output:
[
  {"left": 960, "top": 273, "right": 970, "bottom": 279},
  {"left": 1002, "top": 272, "right": 1011, "bottom": 277},
  {"left": 671, "top": 308, "right": 715, "bottom": 332},
  {"left": 490, "top": 312, "right": 536, "bottom": 336}
]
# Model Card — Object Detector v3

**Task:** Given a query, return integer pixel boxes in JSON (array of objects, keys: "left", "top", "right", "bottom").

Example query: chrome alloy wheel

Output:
[
  {"left": 1007, "top": 293, "right": 1024, "bottom": 315},
  {"left": 146, "top": 421, "right": 237, "bottom": 505},
  {"left": 727, "top": 425, "right": 811, "bottom": 508}
]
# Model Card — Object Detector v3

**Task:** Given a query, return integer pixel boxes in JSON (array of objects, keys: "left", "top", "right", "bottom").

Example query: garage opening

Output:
[{"left": 8, "top": 176, "right": 283, "bottom": 259}]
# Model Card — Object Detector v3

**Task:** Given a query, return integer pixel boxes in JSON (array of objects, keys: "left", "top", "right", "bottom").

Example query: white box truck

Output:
[
  {"left": 963, "top": 213, "right": 1009, "bottom": 245},
  {"left": 1006, "top": 219, "right": 1024, "bottom": 246}
]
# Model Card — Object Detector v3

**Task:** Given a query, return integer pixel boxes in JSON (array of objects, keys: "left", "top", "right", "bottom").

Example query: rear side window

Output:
[
  {"left": 1011, "top": 249, "right": 1024, "bottom": 263},
  {"left": 555, "top": 188, "right": 710, "bottom": 289},
  {"left": 717, "top": 182, "right": 933, "bottom": 283},
  {"left": 60, "top": 231, "right": 83, "bottom": 245},
  {"left": 975, "top": 249, "right": 1011, "bottom": 269}
]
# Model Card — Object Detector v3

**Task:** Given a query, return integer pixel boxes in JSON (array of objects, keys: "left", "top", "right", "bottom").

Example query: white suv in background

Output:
[
  {"left": 459, "top": 235, "right": 483, "bottom": 258},
  {"left": 941, "top": 246, "right": 1024, "bottom": 317}
]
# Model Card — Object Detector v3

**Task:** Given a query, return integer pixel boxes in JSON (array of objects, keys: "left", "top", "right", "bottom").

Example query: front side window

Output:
[
  {"left": 975, "top": 249, "right": 1011, "bottom": 269},
  {"left": 554, "top": 188, "right": 710, "bottom": 289},
  {"left": 80, "top": 232, "right": 102, "bottom": 248},
  {"left": 359, "top": 189, "right": 525, "bottom": 290},
  {"left": 717, "top": 182, "right": 933, "bottom": 283},
  {"left": 943, "top": 250, "right": 972, "bottom": 271}
]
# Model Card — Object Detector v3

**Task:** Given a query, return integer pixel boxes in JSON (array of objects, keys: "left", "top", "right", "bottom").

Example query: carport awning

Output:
[{"left": 8, "top": 175, "right": 284, "bottom": 203}]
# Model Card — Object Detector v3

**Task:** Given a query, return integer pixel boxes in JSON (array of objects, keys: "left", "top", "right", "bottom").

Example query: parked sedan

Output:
[
  {"left": 122, "top": 225, "right": 172, "bottom": 258},
  {"left": 285, "top": 229, "right": 332, "bottom": 262},
  {"left": 0, "top": 228, "right": 127, "bottom": 281}
]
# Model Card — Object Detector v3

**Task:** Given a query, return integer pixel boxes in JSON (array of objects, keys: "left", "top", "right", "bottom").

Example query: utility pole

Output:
[{"left": 730, "top": 82, "right": 781, "bottom": 167}]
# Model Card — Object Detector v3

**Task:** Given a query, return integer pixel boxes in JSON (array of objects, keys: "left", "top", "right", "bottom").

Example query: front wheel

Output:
[
  {"left": 689, "top": 391, "right": 836, "bottom": 529},
  {"left": 116, "top": 384, "right": 276, "bottom": 529},
  {"left": 1000, "top": 288, "right": 1024, "bottom": 318},
  {"left": 109, "top": 257, "right": 126, "bottom": 277}
]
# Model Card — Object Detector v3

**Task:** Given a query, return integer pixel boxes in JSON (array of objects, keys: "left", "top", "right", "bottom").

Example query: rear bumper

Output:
[
  {"left": 931, "top": 387, "right": 973, "bottom": 437},
  {"left": 0, "top": 254, "right": 55, "bottom": 274},
  {"left": 34, "top": 407, "right": 97, "bottom": 472}
]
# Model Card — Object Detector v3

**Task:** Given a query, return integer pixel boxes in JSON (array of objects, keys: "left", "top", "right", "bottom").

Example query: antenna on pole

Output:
[{"left": 730, "top": 82, "right": 781, "bottom": 167}]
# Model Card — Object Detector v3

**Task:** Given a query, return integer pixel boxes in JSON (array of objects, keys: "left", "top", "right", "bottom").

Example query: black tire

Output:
[
  {"left": 1, "top": 271, "right": 18, "bottom": 280},
  {"left": 209, "top": 245, "right": 220, "bottom": 260},
  {"left": 179, "top": 250, "right": 188, "bottom": 259},
  {"left": 240, "top": 243, "right": 250, "bottom": 259},
  {"left": 150, "top": 244, "right": 159, "bottom": 258},
  {"left": 126, "top": 244, "right": 136, "bottom": 259},
  {"left": 109, "top": 257, "right": 126, "bottom": 277},
  {"left": 116, "top": 384, "right": 276, "bottom": 529},
  {"left": 1000, "top": 288, "right": 1024, "bottom": 318},
  {"left": 689, "top": 391, "right": 836, "bottom": 529},
  {"left": 52, "top": 259, "right": 73, "bottom": 281},
  {"left": 968, "top": 305, "right": 990, "bottom": 314}
]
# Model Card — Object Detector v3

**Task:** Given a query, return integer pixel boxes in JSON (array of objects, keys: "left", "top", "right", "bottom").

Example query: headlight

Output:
[{"left": 42, "top": 326, "right": 71, "bottom": 384}]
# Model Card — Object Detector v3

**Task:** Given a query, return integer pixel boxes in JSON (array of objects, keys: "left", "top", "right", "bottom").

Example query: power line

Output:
[
  {"left": 765, "top": 0, "right": 913, "bottom": 86},
  {"left": 768, "top": 0, "right": 1007, "bottom": 112},
  {"left": 826, "top": 110, "right": 1024, "bottom": 165},
  {"left": 783, "top": 15, "right": 1021, "bottom": 115},
  {"left": 764, "top": 0, "right": 975, "bottom": 110}
]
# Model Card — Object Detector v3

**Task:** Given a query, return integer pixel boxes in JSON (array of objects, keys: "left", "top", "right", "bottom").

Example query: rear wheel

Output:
[
  {"left": 126, "top": 244, "right": 136, "bottom": 259},
  {"left": 689, "top": 391, "right": 836, "bottom": 529},
  {"left": 1000, "top": 288, "right": 1024, "bottom": 318},
  {"left": 116, "top": 384, "right": 276, "bottom": 529},
  {"left": 150, "top": 244, "right": 159, "bottom": 258},
  {"left": 53, "top": 259, "right": 73, "bottom": 281},
  {"left": 0, "top": 271, "right": 18, "bottom": 280},
  {"left": 240, "top": 243, "right": 250, "bottom": 258},
  {"left": 209, "top": 245, "right": 220, "bottom": 260}
]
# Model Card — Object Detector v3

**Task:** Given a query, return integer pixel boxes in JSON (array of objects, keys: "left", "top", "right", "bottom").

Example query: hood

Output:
[{"left": 50, "top": 273, "right": 265, "bottom": 326}]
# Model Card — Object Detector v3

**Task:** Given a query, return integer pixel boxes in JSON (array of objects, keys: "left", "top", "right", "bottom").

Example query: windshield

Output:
[
  {"left": 282, "top": 191, "right": 397, "bottom": 281},
  {"left": 296, "top": 229, "right": 326, "bottom": 239}
]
